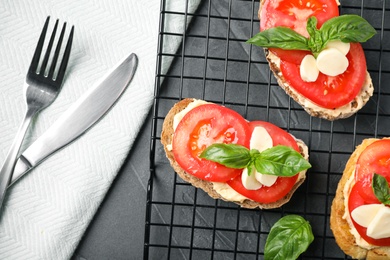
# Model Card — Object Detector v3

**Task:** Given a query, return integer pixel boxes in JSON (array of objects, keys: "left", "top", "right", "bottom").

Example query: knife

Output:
[{"left": 8, "top": 53, "right": 138, "bottom": 187}]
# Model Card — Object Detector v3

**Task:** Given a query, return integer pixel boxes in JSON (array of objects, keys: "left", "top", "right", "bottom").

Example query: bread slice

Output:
[
  {"left": 258, "top": 0, "right": 374, "bottom": 121},
  {"left": 330, "top": 138, "right": 390, "bottom": 259},
  {"left": 161, "top": 98, "right": 309, "bottom": 209}
]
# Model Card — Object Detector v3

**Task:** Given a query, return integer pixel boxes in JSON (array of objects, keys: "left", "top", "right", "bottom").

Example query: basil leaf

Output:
[
  {"left": 265, "top": 215, "right": 314, "bottom": 260},
  {"left": 200, "top": 144, "right": 311, "bottom": 177},
  {"left": 247, "top": 27, "right": 310, "bottom": 51},
  {"left": 247, "top": 149, "right": 261, "bottom": 176},
  {"left": 320, "top": 14, "right": 376, "bottom": 44},
  {"left": 253, "top": 145, "right": 311, "bottom": 177},
  {"left": 247, "top": 14, "right": 375, "bottom": 56},
  {"left": 199, "top": 143, "right": 251, "bottom": 169},
  {"left": 372, "top": 173, "right": 390, "bottom": 205},
  {"left": 306, "top": 17, "right": 323, "bottom": 55}
]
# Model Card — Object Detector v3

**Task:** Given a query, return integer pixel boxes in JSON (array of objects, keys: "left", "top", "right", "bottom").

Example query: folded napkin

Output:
[{"left": 0, "top": 0, "right": 200, "bottom": 259}]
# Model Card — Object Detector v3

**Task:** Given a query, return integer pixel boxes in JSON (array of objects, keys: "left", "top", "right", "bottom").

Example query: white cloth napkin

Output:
[{"left": 0, "top": 0, "right": 200, "bottom": 259}]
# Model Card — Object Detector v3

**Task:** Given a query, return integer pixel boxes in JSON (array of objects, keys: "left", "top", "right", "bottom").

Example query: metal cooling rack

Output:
[{"left": 145, "top": 0, "right": 390, "bottom": 259}]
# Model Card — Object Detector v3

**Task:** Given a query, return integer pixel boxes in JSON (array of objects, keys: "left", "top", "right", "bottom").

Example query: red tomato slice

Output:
[
  {"left": 352, "top": 179, "right": 379, "bottom": 206},
  {"left": 260, "top": 0, "right": 339, "bottom": 63},
  {"left": 260, "top": 0, "right": 339, "bottom": 35},
  {"left": 354, "top": 139, "right": 390, "bottom": 203},
  {"left": 172, "top": 104, "right": 251, "bottom": 182},
  {"left": 268, "top": 49, "right": 311, "bottom": 65},
  {"left": 280, "top": 43, "right": 367, "bottom": 109},
  {"left": 227, "top": 121, "right": 300, "bottom": 203},
  {"left": 355, "top": 140, "right": 390, "bottom": 181},
  {"left": 228, "top": 174, "right": 298, "bottom": 203},
  {"left": 348, "top": 181, "right": 390, "bottom": 246}
]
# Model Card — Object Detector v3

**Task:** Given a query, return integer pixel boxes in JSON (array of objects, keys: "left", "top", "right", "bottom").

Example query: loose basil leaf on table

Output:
[
  {"left": 199, "top": 144, "right": 311, "bottom": 177},
  {"left": 264, "top": 215, "right": 314, "bottom": 260},
  {"left": 372, "top": 173, "right": 390, "bottom": 205}
]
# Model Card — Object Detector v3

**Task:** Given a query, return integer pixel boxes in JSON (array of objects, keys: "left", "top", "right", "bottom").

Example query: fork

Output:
[{"left": 0, "top": 16, "right": 74, "bottom": 210}]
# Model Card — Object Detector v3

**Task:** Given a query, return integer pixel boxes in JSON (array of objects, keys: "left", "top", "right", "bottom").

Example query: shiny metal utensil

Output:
[
  {"left": 9, "top": 53, "right": 138, "bottom": 187},
  {"left": 0, "top": 17, "right": 74, "bottom": 209}
]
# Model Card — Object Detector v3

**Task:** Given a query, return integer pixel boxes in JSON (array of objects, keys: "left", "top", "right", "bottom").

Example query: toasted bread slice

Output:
[
  {"left": 258, "top": 0, "right": 374, "bottom": 121},
  {"left": 161, "top": 98, "right": 309, "bottom": 209},
  {"left": 330, "top": 138, "right": 390, "bottom": 259}
]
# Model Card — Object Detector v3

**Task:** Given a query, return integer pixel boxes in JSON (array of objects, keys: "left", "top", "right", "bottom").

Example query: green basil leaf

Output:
[
  {"left": 320, "top": 14, "right": 376, "bottom": 44},
  {"left": 265, "top": 215, "right": 314, "bottom": 260},
  {"left": 306, "top": 17, "right": 323, "bottom": 55},
  {"left": 247, "top": 27, "right": 310, "bottom": 51},
  {"left": 247, "top": 14, "right": 375, "bottom": 55},
  {"left": 200, "top": 144, "right": 311, "bottom": 177},
  {"left": 372, "top": 173, "right": 390, "bottom": 205},
  {"left": 253, "top": 145, "right": 311, "bottom": 177},
  {"left": 247, "top": 149, "right": 261, "bottom": 176},
  {"left": 199, "top": 143, "right": 251, "bottom": 169}
]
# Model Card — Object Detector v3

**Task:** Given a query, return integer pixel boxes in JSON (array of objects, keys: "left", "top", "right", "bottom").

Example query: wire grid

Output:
[{"left": 145, "top": 0, "right": 390, "bottom": 259}]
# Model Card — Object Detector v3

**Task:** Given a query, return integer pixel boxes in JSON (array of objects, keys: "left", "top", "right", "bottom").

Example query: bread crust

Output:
[
  {"left": 330, "top": 138, "right": 390, "bottom": 259},
  {"left": 161, "top": 98, "right": 309, "bottom": 209},
  {"left": 258, "top": 0, "right": 374, "bottom": 121}
]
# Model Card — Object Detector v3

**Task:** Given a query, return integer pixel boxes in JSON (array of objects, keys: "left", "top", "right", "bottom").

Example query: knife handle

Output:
[{"left": 0, "top": 106, "right": 38, "bottom": 209}]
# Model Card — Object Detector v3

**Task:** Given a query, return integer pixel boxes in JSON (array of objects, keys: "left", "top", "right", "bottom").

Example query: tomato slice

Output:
[
  {"left": 228, "top": 174, "right": 299, "bottom": 203},
  {"left": 348, "top": 181, "right": 390, "bottom": 246},
  {"left": 260, "top": 0, "right": 339, "bottom": 63},
  {"left": 268, "top": 49, "right": 311, "bottom": 65},
  {"left": 355, "top": 140, "right": 390, "bottom": 181},
  {"left": 352, "top": 179, "right": 379, "bottom": 206},
  {"left": 172, "top": 104, "right": 251, "bottom": 182},
  {"left": 260, "top": 0, "right": 339, "bottom": 35},
  {"left": 354, "top": 139, "right": 390, "bottom": 203},
  {"left": 280, "top": 43, "right": 367, "bottom": 109},
  {"left": 227, "top": 121, "right": 300, "bottom": 203}
]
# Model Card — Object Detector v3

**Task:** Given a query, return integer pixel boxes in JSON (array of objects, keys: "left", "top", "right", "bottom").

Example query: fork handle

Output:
[{"left": 0, "top": 106, "right": 39, "bottom": 210}]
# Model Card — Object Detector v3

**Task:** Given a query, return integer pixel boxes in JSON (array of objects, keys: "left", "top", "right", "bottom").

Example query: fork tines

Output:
[{"left": 29, "top": 16, "right": 74, "bottom": 84}]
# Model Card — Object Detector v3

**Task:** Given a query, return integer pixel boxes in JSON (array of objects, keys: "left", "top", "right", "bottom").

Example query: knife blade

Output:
[{"left": 9, "top": 53, "right": 138, "bottom": 187}]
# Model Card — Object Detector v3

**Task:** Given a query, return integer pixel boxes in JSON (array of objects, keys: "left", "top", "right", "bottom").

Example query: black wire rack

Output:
[{"left": 145, "top": 0, "right": 390, "bottom": 259}]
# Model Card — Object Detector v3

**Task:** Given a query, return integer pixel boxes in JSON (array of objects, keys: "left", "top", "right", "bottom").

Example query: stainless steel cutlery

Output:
[
  {"left": 0, "top": 17, "right": 74, "bottom": 209},
  {"left": 0, "top": 17, "right": 138, "bottom": 211},
  {"left": 10, "top": 53, "right": 138, "bottom": 187}
]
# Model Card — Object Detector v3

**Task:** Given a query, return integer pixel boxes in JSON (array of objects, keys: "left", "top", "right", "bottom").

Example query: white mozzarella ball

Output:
[
  {"left": 300, "top": 54, "right": 319, "bottom": 82},
  {"left": 241, "top": 168, "right": 262, "bottom": 190},
  {"left": 316, "top": 48, "right": 349, "bottom": 77},
  {"left": 325, "top": 40, "right": 350, "bottom": 55},
  {"left": 255, "top": 172, "right": 278, "bottom": 187}
]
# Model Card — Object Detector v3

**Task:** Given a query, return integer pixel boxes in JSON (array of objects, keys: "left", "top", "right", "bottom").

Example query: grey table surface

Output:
[{"left": 72, "top": 110, "right": 151, "bottom": 260}]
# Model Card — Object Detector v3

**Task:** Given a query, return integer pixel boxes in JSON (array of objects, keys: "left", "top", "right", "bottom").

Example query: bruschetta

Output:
[
  {"left": 248, "top": 0, "right": 375, "bottom": 120},
  {"left": 161, "top": 98, "right": 311, "bottom": 209},
  {"left": 331, "top": 138, "right": 390, "bottom": 259}
]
